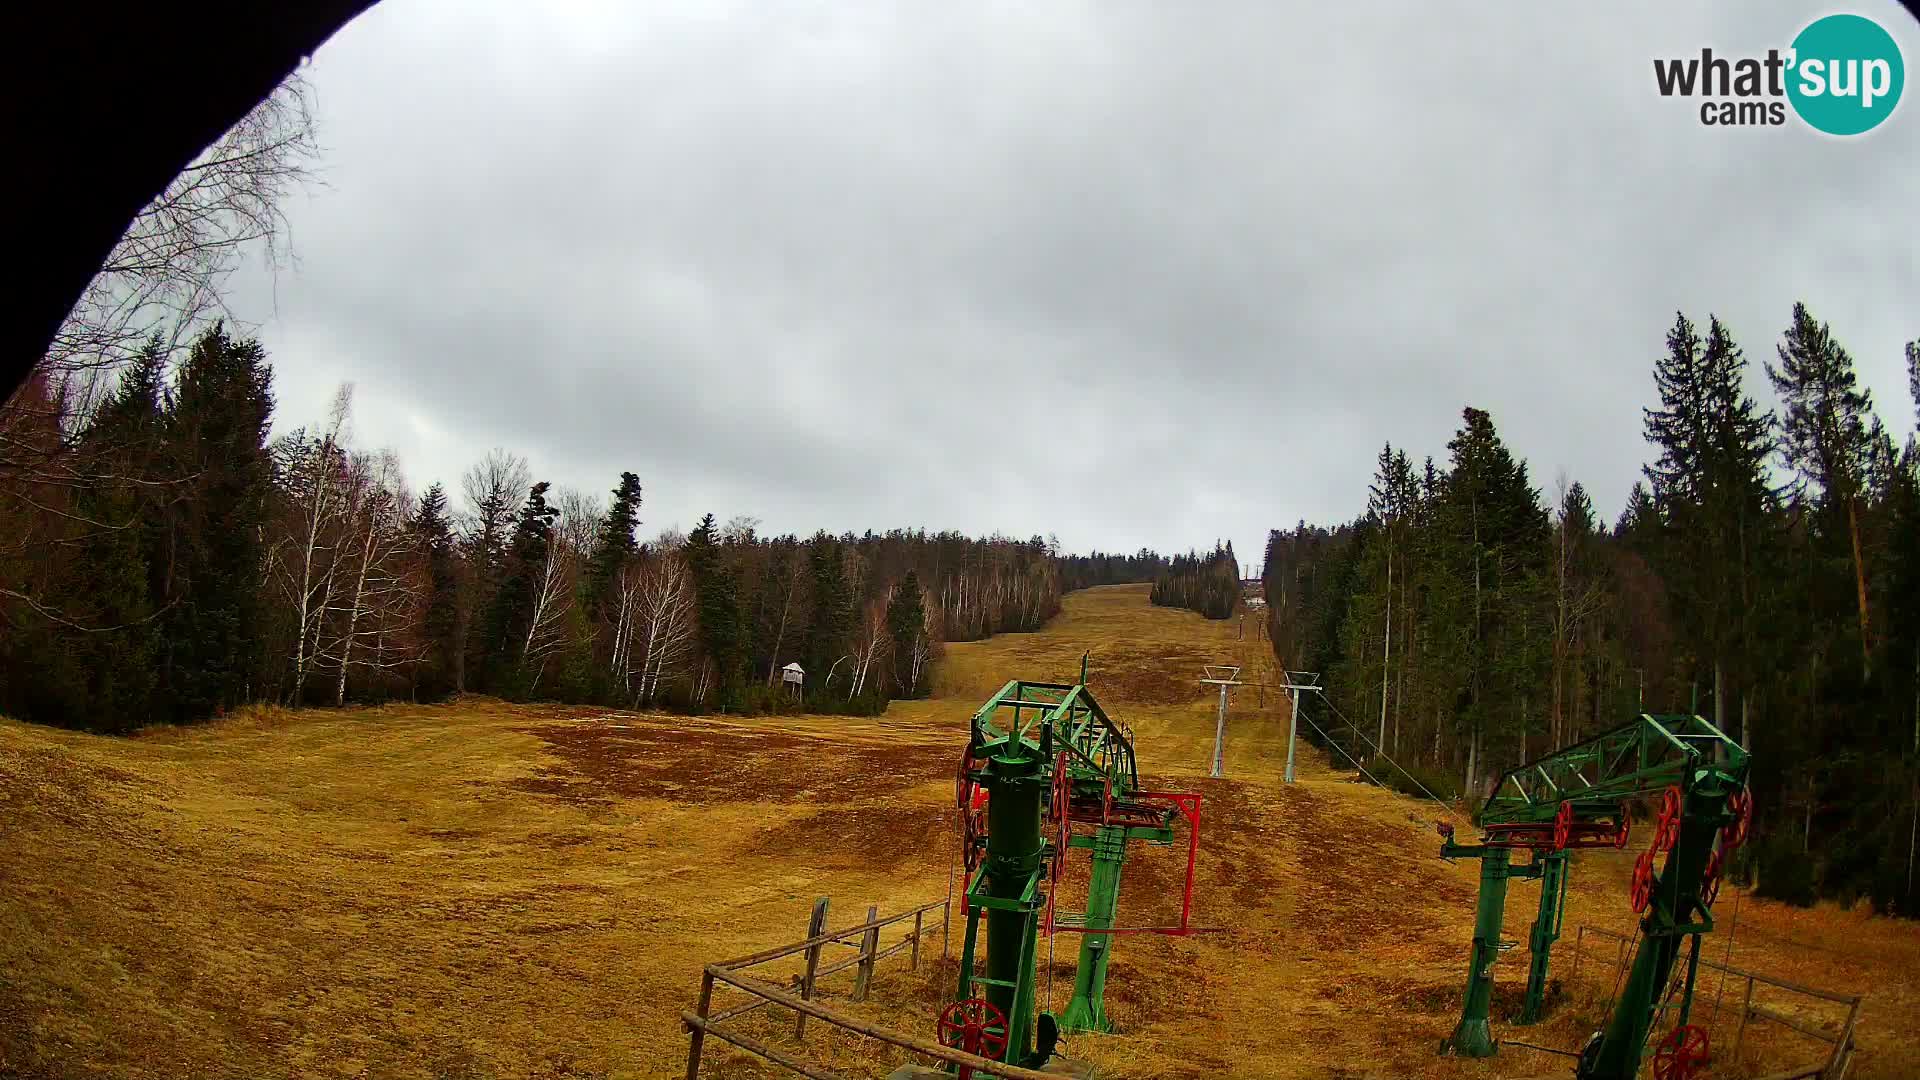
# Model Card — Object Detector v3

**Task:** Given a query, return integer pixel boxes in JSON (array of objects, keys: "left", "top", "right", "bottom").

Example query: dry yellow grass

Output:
[{"left": 1, "top": 584, "right": 1914, "bottom": 1079}]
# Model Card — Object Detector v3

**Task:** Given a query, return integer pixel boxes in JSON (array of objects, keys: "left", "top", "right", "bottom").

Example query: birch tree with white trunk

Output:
[{"left": 634, "top": 550, "right": 697, "bottom": 705}]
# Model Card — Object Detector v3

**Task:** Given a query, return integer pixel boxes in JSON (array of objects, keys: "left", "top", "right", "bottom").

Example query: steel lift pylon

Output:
[
  {"left": 1436, "top": 714, "right": 1751, "bottom": 1080},
  {"left": 947, "top": 676, "right": 1204, "bottom": 1073}
]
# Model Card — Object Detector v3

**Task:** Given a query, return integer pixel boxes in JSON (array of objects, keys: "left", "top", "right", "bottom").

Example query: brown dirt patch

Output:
[
  {"left": 744, "top": 799, "right": 950, "bottom": 870},
  {"left": 504, "top": 716, "right": 948, "bottom": 806},
  {"left": 1094, "top": 646, "right": 1219, "bottom": 705}
]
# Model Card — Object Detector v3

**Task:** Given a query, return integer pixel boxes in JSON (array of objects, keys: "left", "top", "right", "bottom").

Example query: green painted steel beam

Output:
[
  {"left": 1519, "top": 851, "right": 1567, "bottom": 1026},
  {"left": 970, "top": 741, "right": 1047, "bottom": 1065},
  {"left": 1479, "top": 714, "right": 1749, "bottom": 827},
  {"left": 1059, "top": 825, "right": 1127, "bottom": 1034},
  {"left": 1442, "top": 845, "right": 1512, "bottom": 1058}
]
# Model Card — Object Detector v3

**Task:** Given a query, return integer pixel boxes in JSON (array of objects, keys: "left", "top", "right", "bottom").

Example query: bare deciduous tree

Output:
[
  {"left": 554, "top": 486, "right": 604, "bottom": 555},
  {"left": 323, "top": 451, "right": 420, "bottom": 705},
  {"left": 907, "top": 592, "right": 940, "bottom": 696},
  {"left": 460, "top": 449, "right": 531, "bottom": 556},
  {"left": 633, "top": 549, "right": 697, "bottom": 705},
  {"left": 762, "top": 553, "right": 804, "bottom": 685},
  {"left": 269, "top": 384, "right": 354, "bottom": 701},
  {"left": 850, "top": 589, "right": 891, "bottom": 700},
  {"left": 521, "top": 526, "right": 576, "bottom": 688},
  {"left": 45, "top": 76, "right": 320, "bottom": 418}
]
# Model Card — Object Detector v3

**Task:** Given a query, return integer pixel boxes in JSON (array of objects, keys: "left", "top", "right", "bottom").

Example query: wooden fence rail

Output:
[
  {"left": 687, "top": 895, "right": 1032, "bottom": 1080},
  {"left": 1568, "top": 924, "right": 1862, "bottom": 1080}
]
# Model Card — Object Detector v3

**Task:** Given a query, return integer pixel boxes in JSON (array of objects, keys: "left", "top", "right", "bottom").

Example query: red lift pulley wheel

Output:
[
  {"left": 1049, "top": 751, "right": 1072, "bottom": 882},
  {"left": 938, "top": 997, "right": 1009, "bottom": 1079},
  {"left": 1651, "top": 1024, "right": 1710, "bottom": 1080},
  {"left": 1553, "top": 799, "right": 1575, "bottom": 850},
  {"left": 1724, "top": 787, "right": 1753, "bottom": 850},
  {"left": 1700, "top": 849, "right": 1723, "bottom": 909},
  {"left": 1653, "top": 785, "right": 1683, "bottom": 854},
  {"left": 1630, "top": 849, "right": 1656, "bottom": 914},
  {"left": 956, "top": 747, "right": 975, "bottom": 810},
  {"left": 962, "top": 804, "right": 985, "bottom": 874}
]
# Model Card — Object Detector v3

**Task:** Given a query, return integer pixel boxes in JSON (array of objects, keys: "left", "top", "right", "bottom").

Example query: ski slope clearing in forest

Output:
[{"left": 1, "top": 585, "right": 1915, "bottom": 1079}]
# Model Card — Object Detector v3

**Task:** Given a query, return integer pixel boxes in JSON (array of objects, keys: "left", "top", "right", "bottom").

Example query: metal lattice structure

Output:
[
  {"left": 1436, "top": 714, "right": 1752, "bottom": 1080},
  {"left": 951, "top": 675, "right": 1203, "bottom": 1068}
]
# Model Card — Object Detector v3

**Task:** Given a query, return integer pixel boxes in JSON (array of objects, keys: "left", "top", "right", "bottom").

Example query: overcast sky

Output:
[{"left": 228, "top": 0, "right": 1919, "bottom": 569}]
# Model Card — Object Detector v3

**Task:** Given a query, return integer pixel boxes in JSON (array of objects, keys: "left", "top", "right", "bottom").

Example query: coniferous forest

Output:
[
  {"left": 0, "top": 326, "right": 1075, "bottom": 729},
  {"left": 1263, "top": 307, "right": 1920, "bottom": 914},
  {"left": 1151, "top": 542, "right": 1243, "bottom": 619},
  {"left": 1058, "top": 549, "right": 1168, "bottom": 592}
]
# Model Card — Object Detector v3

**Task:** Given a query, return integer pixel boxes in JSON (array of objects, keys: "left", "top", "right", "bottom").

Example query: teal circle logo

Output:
[{"left": 1787, "top": 14, "right": 1904, "bottom": 135}]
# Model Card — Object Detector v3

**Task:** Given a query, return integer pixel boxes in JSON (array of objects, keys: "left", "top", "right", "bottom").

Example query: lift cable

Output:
[
  {"left": 1705, "top": 867, "right": 1748, "bottom": 1031},
  {"left": 1604, "top": 925, "right": 1642, "bottom": 1019},
  {"left": 1503, "top": 1040, "right": 1582, "bottom": 1059},
  {"left": 1291, "top": 707, "right": 1399, "bottom": 795},
  {"left": 1300, "top": 687, "right": 1471, "bottom": 828}
]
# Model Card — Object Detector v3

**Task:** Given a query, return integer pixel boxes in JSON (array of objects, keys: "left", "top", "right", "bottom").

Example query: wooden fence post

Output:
[
  {"left": 796, "top": 897, "right": 829, "bottom": 1040},
  {"left": 853, "top": 904, "right": 880, "bottom": 1002},
  {"left": 911, "top": 909, "right": 924, "bottom": 970},
  {"left": 1732, "top": 975, "right": 1755, "bottom": 1061},
  {"left": 684, "top": 969, "right": 714, "bottom": 1080},
  {"left": 1825, "top": 995, "right": 1862, "bottom": 1080}
]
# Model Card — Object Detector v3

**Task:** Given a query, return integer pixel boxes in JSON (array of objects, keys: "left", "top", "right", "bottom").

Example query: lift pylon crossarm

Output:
[
  {"left": 969, "top": 680, "right": 1140, "bottom": 795},
  {"left": 1478, "top": 714, "right": 1749, "bottom": 828}
]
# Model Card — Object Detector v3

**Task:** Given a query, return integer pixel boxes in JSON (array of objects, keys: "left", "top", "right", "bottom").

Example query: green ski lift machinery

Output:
[
  {"left": 942, "top": 672, "right": 1205, "bottom": 1073},
  {"left": 1436, "top": 714, "right": 1752, "bottom": 1080}
]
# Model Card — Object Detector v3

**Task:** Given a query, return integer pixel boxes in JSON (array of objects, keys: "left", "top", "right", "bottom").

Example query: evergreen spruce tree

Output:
[
  {"left": 6, "top": 344, "right": 168, "bottom": 729},
  {"left": 1768, "top": 303, "right": 1882, "bottom": 673},
  {"left": 804, "top": 532, "right": 854, "bottom": 696},
  {"left": 156, "top": 324, "right": 275, "bottom": 721},
  {"left": 413, "top": 483, "right": 459, "bottom": 699},
  {"left": 479, "top": 481, "right": 558, "bottom": 696},
  {"left": 887, "top": 569, "right": 928, "bottom": 696},
  {"left": 686, "top": 513, "right": 745, "bottom": 705},
  {"left": 1642, "top": 313, "right": 1775, "bottom": 738},
  {"left": 583, "top": 471, "right": 642, "bottom": 621},
  {"left": 1435, "top": 406, "right": 1548, "bottom": 791}
]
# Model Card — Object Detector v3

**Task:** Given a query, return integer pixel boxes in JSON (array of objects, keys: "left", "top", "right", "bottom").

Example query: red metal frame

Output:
[
  {"left": 1482, "top": 819, "right": 1625, "bottom": 851},
  {"left": 1045, "top": 790, "right": 1209, "bottom": 937}
]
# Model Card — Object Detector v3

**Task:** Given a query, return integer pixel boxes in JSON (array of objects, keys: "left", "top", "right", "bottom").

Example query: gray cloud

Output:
[{"left": 231, "top": 0, "right": 1920, "bottom": 565}]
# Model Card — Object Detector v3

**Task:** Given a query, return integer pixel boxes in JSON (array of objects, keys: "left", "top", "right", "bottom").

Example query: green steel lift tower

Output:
[
  {"left": 1436, "top": 714, "right": 1751, "bottom": 1080},
  {"left": 946, "top": 678, "right": 1203, "bottom": 1070}
]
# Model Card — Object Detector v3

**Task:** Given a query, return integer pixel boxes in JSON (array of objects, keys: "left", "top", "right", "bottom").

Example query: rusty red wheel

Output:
[
  {"left": 1724, "top": 787, "right": 1752, "bottom": 850},
  {"left": 938, "top": 996, "right": 1009, "bottom": 1077},
  {"left": 956, "top": 746, "right": 975, "bottom": 810},
  {"left": 1554, "top": 800, "right": 1575, "bottom": 850},
  {"left": 1630, "top": 849, "right": 1656, "bottom": 914},
  {"left": 1653, "top": 785, "right": 1682, "bottom": 854},
  {"left": 1700, "top": 849, "right": 1723, "bottom": 909},
  {"left": 1049, "top": 752, "right": 1073, "bottom": 882},
  {"left": 1651, "top": 1024, "right": 1710, "bottom": 1080},
  {"left": 1613, "top": 812, "right": 1632, "bottom": 850},
  {"left": 962, "top": 805, "right": 985, "bottom": 874}
]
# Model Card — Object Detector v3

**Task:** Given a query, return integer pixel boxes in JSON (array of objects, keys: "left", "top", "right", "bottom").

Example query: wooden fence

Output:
[
  {"left": 683, "top": 896, "right": 1067, "bottom": 1080},
  {"left": 1569, "top": 924, "right": 1862, "bottom": 1080}
]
